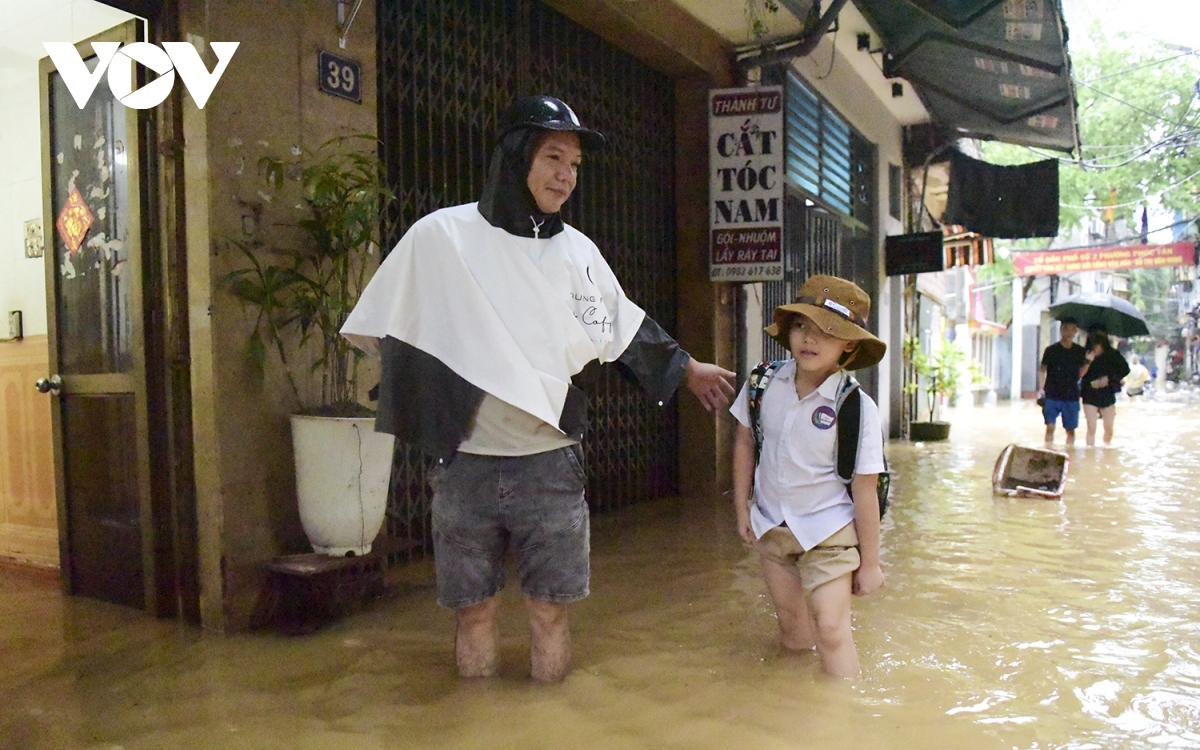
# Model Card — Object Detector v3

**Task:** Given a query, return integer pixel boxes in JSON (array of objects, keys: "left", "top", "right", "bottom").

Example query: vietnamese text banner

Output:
[
  {"left": 709, "top": 86, "right": 784, "bottom": 282},
  {"left": 1012, "top": 241, "right": 1196, "bottom": 276}
]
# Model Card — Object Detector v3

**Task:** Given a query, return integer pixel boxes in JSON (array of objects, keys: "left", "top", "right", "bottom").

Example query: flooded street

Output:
[{"left": 4, "top": 399, "right": 1200, "bottom": 749}]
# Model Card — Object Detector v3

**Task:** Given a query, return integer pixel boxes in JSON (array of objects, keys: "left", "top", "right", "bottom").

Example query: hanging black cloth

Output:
[{"left": 943, "top": 149, "right": 1059, "bottom": 239}]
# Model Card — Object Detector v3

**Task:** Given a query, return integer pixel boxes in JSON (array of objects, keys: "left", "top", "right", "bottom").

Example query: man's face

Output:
[
  {"left": 1060, "top": 322, "right": 1078, "bottom": 343},
  {"left": 526, "top": 131, "right": 582, "bottom": 214}
]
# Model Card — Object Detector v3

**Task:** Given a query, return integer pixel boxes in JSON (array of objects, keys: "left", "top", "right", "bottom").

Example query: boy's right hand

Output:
[
  {"left": 735, "top": 506, "right": 755, "bottom": 544},
  {"left": 852, "top": 563, "right": 884, "bottom": 596}
]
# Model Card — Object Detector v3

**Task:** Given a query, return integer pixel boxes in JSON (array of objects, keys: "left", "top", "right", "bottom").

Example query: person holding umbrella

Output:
[
  {"left": 1037, "top": 317, "right": 1095, "bottom": 447},
  {"left": 1081, "top": 327, "right": 1130, "bottom": 447}
]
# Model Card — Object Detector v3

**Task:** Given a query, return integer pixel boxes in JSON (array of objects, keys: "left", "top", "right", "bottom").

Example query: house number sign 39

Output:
[{"left": 319, "top": 50, "right": 361, "bottom": 103}]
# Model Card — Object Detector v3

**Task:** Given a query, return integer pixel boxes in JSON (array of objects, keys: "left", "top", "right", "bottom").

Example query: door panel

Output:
[
  {"left": 40, "top": 21, "right": 154, "bottom": 611},
  {"left": 62, "top": 393, "right": 143, "bottom": 608}
]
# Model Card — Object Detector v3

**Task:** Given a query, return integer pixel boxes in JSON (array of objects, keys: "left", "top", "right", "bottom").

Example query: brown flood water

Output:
[{"left": 3, "top": 399, "right": 1200, "bottom": 749}]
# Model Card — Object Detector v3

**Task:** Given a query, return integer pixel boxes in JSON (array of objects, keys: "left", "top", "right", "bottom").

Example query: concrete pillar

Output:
[
  {"left": 1010, "top": 278, "right": 1022, "bottom": 402},
  {"left": 955, "top": 321, "right": 971, "bottom": 399},
  {"left": 180, "top": 0, "right": 378, "bottom": 631},
  {"left": 675, "top": 76, "right": 732, "bottom": 497}
]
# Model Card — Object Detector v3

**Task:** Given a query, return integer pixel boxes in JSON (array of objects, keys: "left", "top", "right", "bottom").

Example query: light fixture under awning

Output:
[
  {"left": 855, "top": 0, "right": 1079, "bottom": 153},
  {"left": 943, "top": 224, "right": 995, "bottom": 268}
]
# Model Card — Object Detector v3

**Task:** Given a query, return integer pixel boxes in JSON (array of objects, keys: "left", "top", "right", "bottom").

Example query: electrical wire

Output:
[
  {"left": 1076, "top": 137, "right": 1198, "bottom": 152},
  {"left": 1018, "top": 128, "right": 1199, "bottom": 170},
  {"left": 963, "top": 216, "right": 1198, "bottom": 291},
  {"left": 1093, "top": 214, "right": 1196, "bottom": 242},
  {"left": 815, "top": 24, "right": 838, "bottom": 80},
  {"left": 999, "top": 215, "right": 1198, "bottom": 251},
  {"left": 1065, "top": 77, "right": 1199, "bottom": 170},
  {"left": 1075, "top": 81, "right": 1191, "bottom": 128},
  {"left": 1080, "top": 50, "right": 1198, "bottom": 85},
  {"left": 1058, "top": 168, "right": 1200, "bottom": 209}
]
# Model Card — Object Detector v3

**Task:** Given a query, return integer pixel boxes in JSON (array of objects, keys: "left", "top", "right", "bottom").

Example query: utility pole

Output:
[{"left": 1011, "top": 278, "right": 1023, "bottom": 401}]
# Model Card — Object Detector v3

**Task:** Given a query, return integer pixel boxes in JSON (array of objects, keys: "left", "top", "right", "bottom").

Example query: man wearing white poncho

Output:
[{"left": 342, "top": 96, "right": 735, "bottom": 682}]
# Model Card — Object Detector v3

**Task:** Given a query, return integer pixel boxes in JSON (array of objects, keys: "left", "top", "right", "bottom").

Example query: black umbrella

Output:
[{"left": 1048, "top": 292, "right": 1150, "bottom": 338}]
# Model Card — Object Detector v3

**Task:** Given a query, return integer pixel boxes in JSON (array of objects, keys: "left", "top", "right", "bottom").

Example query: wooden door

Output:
[{"left": 38, "top": 21, "right": 156, "bottom": 611}]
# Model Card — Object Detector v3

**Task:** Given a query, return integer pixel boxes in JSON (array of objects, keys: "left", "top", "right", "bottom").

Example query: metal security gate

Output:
[
  {"left": 759, "top": 64, "right": 878, "bottom": 396},
  {"left": 760, "top": 195, "right": 879, "bottom": 393},
  {"left": 377, "top": 0, "right": 678, "bottom": 555},
  {"left": 761, "top": 196, "right": 844, "bottom": 361}
]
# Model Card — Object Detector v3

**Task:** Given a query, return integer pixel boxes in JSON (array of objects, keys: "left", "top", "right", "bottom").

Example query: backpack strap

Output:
[
  {"left": 835, "top": 372, "right": 864, "bottom": 482},
  {"left": 834, "top": 374, "right": 891, "bottom": 518},
  {"left": 834, "top": 376, "right": 861, "bottom": 484},
  {"left": 747, "top": 359, "right": 784, "bottom": 464}
]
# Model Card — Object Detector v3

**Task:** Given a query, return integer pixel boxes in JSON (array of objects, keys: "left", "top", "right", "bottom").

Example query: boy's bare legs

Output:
[
  {"left": 524, "top": 596, "right": 571, "bottom": 682},
  {"left": 1064, "top": 428, "right": 1076, "bottom": 447},
  {"left": 808, "top": 575, "right": 858, "bottom": 677},
  {"left": 1083, "top": 404, "right": 1099, "bottom": 446},
  {"left": 1044, "top": 423, "right": 1055, "bottom": 447},
  {"left": 456, "top": 597, "right": 499, "bottom": 677},
  {"left": 759, "top": 556, "right": 816, "bottom": 651}
]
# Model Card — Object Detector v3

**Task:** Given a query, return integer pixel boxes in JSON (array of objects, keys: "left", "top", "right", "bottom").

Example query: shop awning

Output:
[{"left": 855, "top": 0, "right": 1079, "bottom": 153}]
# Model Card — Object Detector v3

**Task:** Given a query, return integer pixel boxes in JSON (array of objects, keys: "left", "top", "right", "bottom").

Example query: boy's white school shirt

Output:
[{"left": 730, "top": 360, "right": 885, "bottom": 550}]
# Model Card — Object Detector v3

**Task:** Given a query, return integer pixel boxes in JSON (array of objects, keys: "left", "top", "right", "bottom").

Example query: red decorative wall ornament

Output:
[{"left": 55, "top": 186, "right": 95, "bottom": 256}]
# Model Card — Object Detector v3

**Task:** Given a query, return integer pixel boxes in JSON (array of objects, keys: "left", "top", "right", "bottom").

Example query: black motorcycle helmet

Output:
[{"left": 498, "top": 95, "right": 606, "bottom": 150}]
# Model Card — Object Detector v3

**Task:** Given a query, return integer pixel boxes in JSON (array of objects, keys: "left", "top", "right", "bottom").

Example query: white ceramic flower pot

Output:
[{"left": 290, "top": 415, "right": 395, "bottom": 556}]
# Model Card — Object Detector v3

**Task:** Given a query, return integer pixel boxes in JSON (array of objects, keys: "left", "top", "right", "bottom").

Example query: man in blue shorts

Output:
[{"left": 1036, "top": 317, "right": 1095, "bottom": 447}]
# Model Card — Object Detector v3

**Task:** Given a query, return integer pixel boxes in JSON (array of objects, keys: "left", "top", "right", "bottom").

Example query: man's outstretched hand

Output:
[{"left": 684, "top": 358, "right": 736, "bottom": 413}]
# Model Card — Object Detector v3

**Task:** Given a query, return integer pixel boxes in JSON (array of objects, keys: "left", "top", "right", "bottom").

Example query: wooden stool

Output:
[{"left": 253, "top": 537, "right": 408, "bottom": 633}]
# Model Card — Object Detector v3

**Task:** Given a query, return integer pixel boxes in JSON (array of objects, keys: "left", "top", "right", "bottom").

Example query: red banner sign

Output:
[{"left": 1012, "top": 241, "right": 1196, "bottom": 276}]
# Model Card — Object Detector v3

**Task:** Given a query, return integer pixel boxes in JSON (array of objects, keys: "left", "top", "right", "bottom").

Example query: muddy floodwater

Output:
[{"left": 4, "top": 399, "right": 1200, "bottom": 749}]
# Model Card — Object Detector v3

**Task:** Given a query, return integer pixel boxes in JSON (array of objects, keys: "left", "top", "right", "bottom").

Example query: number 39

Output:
[{"left": 325, "top": 61, "right": 355, "bottom": 93}]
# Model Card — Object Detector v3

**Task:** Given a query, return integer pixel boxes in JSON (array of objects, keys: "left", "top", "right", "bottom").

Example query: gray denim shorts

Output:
[{"left": 430, "top": 446, "right": 590, "bottom": 609}]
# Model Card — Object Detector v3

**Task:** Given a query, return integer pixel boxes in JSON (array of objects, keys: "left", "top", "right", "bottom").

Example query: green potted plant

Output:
[
  {"left": 904, "top": 336, "right": 965, "bottom": 441},
  {"left": 967, "top": 359, "right": 993, "bottom": 407},
  {"left": 223, "top": 135, "right": 396, "bottom": 556}
]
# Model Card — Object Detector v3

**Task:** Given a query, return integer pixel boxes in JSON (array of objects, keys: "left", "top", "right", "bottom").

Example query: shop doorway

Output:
[{"left": 37, "top": 20, "right": 165, "bottom": 612}]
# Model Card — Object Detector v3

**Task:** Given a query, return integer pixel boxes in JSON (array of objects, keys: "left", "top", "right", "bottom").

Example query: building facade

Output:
[{"left": 3, "top": 0, "right": 1068, "bottom": 631}]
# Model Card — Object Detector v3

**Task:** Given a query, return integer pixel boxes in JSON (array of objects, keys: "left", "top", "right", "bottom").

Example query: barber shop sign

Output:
[{"left": 708, "top": 86, "right": 784, "bottom": 282}]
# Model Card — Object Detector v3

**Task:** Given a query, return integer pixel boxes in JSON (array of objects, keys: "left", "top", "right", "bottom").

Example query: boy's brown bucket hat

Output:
[{"left": 764, "top": 275, "right": 887, "bottom": 370}]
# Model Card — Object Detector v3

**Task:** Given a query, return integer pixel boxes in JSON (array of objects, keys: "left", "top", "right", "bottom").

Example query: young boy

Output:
[{"left": 730, "top": 275, "right": 887, "bottom": 678}]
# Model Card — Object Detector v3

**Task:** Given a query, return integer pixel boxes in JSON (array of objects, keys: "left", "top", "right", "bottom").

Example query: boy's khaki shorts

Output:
[{"left": 755, "top": 522, "right": 860, "bottom": 594}]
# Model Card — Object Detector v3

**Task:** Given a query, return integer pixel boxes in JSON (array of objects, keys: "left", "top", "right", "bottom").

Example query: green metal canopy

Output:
[{"left": 855, "top": 0, "right": 1079, "bottom": 153}]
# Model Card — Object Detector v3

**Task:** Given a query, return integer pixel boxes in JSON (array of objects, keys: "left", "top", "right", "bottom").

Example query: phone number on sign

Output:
[{"left": 711, "top": 264, "right": 783, "bottom": 280}]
